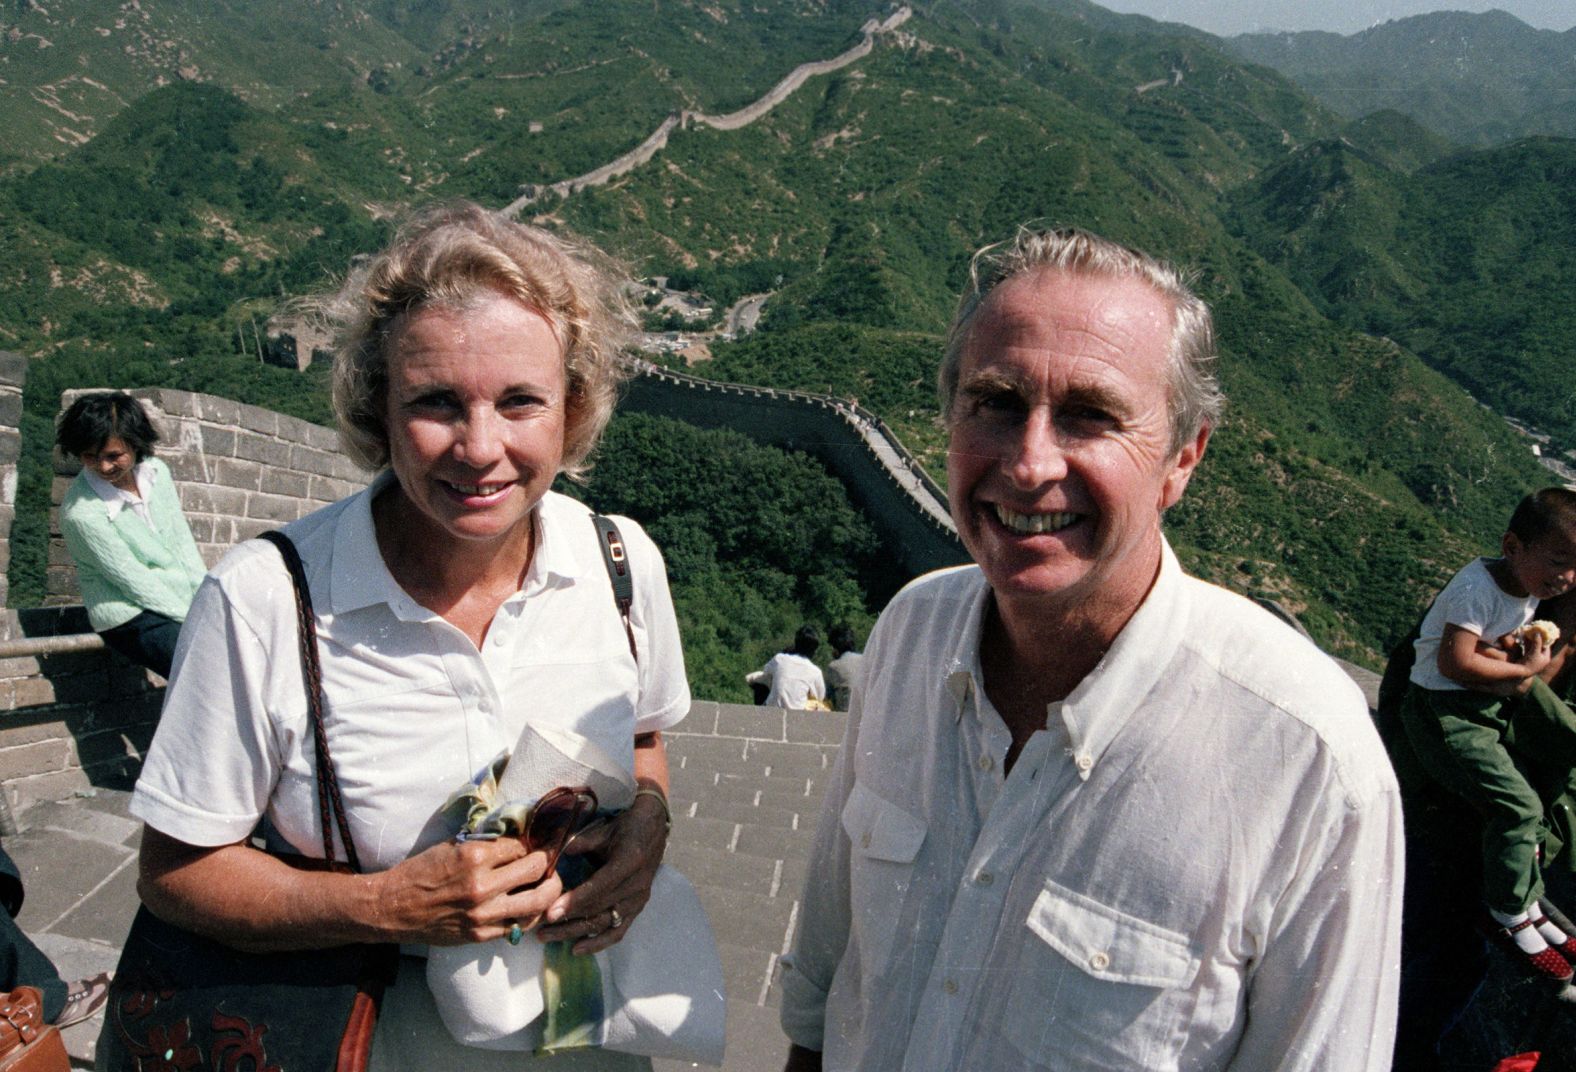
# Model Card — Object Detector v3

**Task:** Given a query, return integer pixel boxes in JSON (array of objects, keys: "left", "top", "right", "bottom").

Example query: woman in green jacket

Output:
[{"left": 56, "top": 392, "right": 206, "bottom": 677}]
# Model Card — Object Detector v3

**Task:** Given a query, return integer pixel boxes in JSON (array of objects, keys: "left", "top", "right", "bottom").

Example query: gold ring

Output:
[{"left": 609, "top": 907, "right": 624, "bottom": 929}]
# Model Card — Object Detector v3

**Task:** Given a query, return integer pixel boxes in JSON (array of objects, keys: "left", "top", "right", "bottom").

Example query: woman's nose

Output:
[{"left": 455, "top": 409, "right": 504, "bottom": 465}]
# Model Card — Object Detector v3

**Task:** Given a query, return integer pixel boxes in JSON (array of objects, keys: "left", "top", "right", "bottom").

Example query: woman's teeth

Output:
[
  {"left": 448, "top": 481, "right": 508, "bottom": 496},
  {"left": 995, "top": 506, "right": 1078, "bottom": 535}
]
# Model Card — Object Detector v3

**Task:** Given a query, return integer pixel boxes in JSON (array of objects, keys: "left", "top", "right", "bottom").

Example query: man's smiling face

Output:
[{"left": 945, "top": 267, "right": 1207, "bottom": 629}]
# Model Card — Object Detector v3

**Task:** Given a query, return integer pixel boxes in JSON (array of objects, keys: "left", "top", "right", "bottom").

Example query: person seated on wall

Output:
[
  {"left": 56, "top": 392, "right": 207, "bottom": 679},
  {"left": 748, "top": 625, "right": 828, "bottom": 710},
  {"left": 824, "top": 624, "right": 864, "bottom": 712}
]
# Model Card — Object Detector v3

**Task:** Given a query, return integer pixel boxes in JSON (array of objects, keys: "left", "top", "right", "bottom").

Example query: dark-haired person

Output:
[
  {"left": 824, "top": 625, "right": 864, "bottom": 712},
  {"left": 751, "top": 625, "right": 827, "bottom": 710},
  {"left": 1397, "top": 488, "right": 1576, "bottom": 982},
  {"left": 56, "top": 392, "right": 206, "bottom": 678}
]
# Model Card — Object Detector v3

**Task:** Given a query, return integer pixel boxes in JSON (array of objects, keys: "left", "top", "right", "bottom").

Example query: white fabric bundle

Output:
[{"left": 425, "top": 721, "right": 725, "bottom": 1064}]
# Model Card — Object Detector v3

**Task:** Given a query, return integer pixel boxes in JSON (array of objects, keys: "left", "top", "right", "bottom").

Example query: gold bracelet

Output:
[{"left": 634, "top": 785, "right": 673, "bottom": 832}]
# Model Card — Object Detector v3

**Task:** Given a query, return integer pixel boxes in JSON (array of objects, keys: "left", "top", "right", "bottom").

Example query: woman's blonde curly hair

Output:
[{"left": 325, "top": 200, "right": 637, "bottom": 480}]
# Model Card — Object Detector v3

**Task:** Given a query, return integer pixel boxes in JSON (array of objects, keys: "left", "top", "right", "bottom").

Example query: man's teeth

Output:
[
  {"left": 995, "top": 506, "right": 1078, "bottom": 535},
  {"left": 449, "top": 481, "right": 508, "bottom": 496}
]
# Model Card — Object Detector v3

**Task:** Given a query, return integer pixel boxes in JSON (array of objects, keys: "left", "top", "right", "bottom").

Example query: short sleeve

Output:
[
  {"left": 130, "top": 554, "right": 288, "bottom": 846},
  {"left": 618, "top": 516, "right": 691, "bottom": 735}
]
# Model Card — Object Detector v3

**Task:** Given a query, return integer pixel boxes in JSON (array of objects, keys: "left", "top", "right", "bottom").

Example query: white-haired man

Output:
[{"left": 780, "top": 227, "right": 1402, "bottom": 1070}]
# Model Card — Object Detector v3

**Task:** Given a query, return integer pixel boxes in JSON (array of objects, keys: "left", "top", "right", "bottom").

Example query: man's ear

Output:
[
  {"left": 1502, "top": 531, "right": 1525, "bottom": 560},
  {"left": 1160, "top": 423, "right": 1211, "bottom": 511}
]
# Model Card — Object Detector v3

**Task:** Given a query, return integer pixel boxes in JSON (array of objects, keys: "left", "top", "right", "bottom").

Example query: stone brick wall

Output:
[
  {"left": 47, "top": 387, "right": 365, "bottom": 604},
  {"left": 0, "top": 606, "right": 163, "bottom": 819},
  {"left": 0, "top": 387, "right": 365, "bottom": 817},
  {"left": 0, "top": 353, "right": 26, "bottom": 611}
]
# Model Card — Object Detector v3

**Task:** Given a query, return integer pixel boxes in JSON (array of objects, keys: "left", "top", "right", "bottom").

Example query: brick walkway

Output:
[{"left": 4, "top": 701, "right": 840, "bottom": 1070}]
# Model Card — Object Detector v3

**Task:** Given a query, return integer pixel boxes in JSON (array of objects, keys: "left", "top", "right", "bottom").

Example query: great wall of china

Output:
[{"left": 503, "top": 7, "right": 913, "bottom": 215}]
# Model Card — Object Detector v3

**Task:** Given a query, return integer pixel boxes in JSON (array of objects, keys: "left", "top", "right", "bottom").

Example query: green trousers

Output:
[{"left": 1401, "top": 679, "right": 1576, "bottom": 915}]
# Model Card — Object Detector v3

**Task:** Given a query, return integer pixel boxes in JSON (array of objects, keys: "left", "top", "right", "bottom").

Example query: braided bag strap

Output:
[{"left": 258, "top": 530, "right": 362, "bottom": 873}]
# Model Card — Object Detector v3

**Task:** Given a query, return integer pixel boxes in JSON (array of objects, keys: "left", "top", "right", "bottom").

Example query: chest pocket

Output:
[
  {"left": 841, "top": 782, "right": 926, "bottom": 985},
  {"left": 1001, "top": 878, "right": 1201, "bottom": 1070}
]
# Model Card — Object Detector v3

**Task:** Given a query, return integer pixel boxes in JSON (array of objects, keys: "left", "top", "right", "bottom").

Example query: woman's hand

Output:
[
  {"left": 371, "top": 836, "right": 564, "bottom": 946},
  {"left": 536, "top": 790, "right": 669, "bottom": 955},
  {"left": 139, "top": 827, "right": 561, "bottom": 952}
]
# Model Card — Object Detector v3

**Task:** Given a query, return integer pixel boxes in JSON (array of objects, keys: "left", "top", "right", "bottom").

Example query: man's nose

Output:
[{"left": 1004, "top": 411, "right": 1067, "bottom": 487}]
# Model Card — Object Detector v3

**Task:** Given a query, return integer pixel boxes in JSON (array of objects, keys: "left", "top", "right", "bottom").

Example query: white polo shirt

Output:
[
  {"left": 132, "top": 476, "right": 690, "bottom": 870},
  {"left": 761, "top": 652, "right": 827, "bottom": 709},
  {"left": 781, "top": 540, "right": 1402, "bottom": 1071}
]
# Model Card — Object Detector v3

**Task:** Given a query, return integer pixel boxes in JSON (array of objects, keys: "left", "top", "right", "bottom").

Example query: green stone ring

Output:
[{"left": 508, "top": 922, "right": 524, "bottom": 946}]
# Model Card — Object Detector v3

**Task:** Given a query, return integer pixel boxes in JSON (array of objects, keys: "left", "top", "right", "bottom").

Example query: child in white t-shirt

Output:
[{"left": 1402, "top": 487, "right": 1576, "bottom": 982}]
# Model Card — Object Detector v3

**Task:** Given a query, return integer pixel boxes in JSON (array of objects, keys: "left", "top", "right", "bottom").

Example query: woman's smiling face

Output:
[{"left": 382, "top": 291, "right": 568, "bottom": 553}]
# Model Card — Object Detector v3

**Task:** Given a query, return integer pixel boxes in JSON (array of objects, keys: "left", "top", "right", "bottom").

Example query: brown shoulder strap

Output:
[
  {"left": 591, "top": 514, "right": 638, "bottom": 664},
  {"left": 258, "top": 530, "right": 362, "bottom": 872}
]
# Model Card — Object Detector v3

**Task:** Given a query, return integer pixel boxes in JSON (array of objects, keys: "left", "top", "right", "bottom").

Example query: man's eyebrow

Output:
[
  {"left": 958, "top": 371, "right": 1132, "bottom": 415},
  {"left": 957, "top": 370, "right": 1026, "bottom": 397},
  {"left": 1061, "top": 382, "right": 1132, "bottom": 415}
]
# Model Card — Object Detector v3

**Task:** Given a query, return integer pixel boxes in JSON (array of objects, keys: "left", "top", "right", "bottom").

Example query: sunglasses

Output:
[{"left": 523, "top": 785, "right": 598, "bottom": 876}]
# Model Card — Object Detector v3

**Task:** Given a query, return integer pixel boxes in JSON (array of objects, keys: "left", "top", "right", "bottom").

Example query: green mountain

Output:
[
  {"left": 1230, "top": 133, "right": 1576, "bottom": 459},
  {"left": 0, "top": 0, "right": 1563, "bottom": 683},
  {"left": 1226, "top": 11, "right": 1576, "bottom": 147}
]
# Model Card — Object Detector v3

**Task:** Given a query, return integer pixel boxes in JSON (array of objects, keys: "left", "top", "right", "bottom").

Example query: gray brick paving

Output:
[{"left": 3, "top": 703, "right": 841, "bottom": 1070}]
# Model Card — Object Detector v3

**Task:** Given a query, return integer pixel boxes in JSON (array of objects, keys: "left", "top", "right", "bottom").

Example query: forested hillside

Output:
[{"left": 0, "top": 0, "right": 1566, "bottom": 694}]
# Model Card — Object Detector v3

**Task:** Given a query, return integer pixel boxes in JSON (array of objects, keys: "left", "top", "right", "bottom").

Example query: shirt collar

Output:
[
  {"left": 941, "top": 538, "right": 1191, "bottom": 778},
  {"left": 328, "top": 475, "right": 582, "bottom": 616},
  {"left": 522, "top": 491, "right": 588, "bottom": 596},
  {"left": 83, "top": 460, "right": 156, "bottom": 519},
  {"left": 1055, "top": 538, "right": 1189, "bottom": 778}
]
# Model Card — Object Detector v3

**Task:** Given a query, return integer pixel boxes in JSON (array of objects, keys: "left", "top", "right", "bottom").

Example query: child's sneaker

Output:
[{"left": 1485, "top": 915, "right": 1576, "bottom": 983}]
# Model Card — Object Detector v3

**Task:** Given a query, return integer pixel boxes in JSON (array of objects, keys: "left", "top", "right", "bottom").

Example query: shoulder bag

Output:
[
  {"left": 97, "top": 530, "right": 399, "bottom": 1072},
  {"left": 0, "top": 987, "right": 67, "bottom": 1072}
]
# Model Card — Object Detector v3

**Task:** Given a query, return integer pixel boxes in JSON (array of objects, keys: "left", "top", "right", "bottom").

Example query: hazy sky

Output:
[{"left": 1095, "top": 1, "right": 1576, "bottom": 36}]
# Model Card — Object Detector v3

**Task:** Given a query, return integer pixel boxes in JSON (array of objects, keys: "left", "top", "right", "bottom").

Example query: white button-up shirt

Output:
[
  {"left": 781, "top": 541, "right": 1402, "bottom": 1071},
  {"left": 83, "top": 459, "right": 157, "bottom": 526}
]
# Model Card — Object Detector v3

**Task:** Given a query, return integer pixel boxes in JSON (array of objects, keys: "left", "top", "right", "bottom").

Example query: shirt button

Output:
[
  {"left": 1076, "top": 754, "right": 1094, "bottom": 772},
  {"left": 976, "top": 871, "right": 994, "bottom": 887},
  {"left": 942, "top": 978, "right": 958, "bottom": 994},
  {"left": 976, "top": 754, "right": 994, "bottom": 772},
  {"left": 861, "top": 831, "right": 872, "bottom": 849},
  {"left": 1089, "top": 951, "right": 1111, "bottom": 971}
]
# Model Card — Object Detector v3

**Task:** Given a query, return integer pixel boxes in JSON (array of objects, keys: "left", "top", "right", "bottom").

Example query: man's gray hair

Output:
[{"left": 939, "top": 226, "right": 1224, "bottom": 454}]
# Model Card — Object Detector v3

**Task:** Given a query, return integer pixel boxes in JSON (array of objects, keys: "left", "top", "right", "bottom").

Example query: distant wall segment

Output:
[
  {"left": 0, "top": 353, "right": 26, "bottom": 612},
  {"left": 622, "top": 362, "right": 967, "bottom": 577}
]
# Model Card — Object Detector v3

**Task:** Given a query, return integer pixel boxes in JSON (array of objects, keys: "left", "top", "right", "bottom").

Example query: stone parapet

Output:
[
  {"left": 0, "top": 353, "right": 27, "bottom": 612},
  {"left": 0, "top": 606, "right": 160, "bottom": 819}
]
